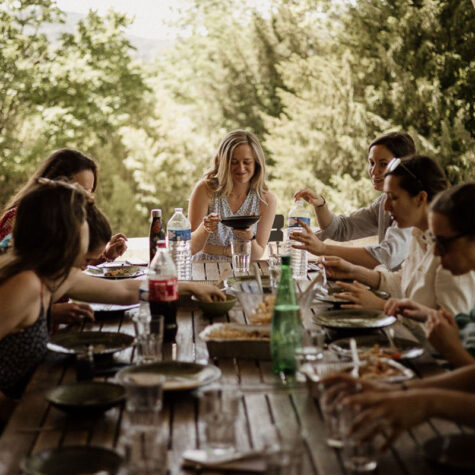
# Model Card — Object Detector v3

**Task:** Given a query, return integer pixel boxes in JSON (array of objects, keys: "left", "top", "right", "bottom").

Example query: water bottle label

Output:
[
  {"left": 288, "top": 217, "right": 310, "bottom": 227},
  {"left": 168, "top": 229, "right": 191, "bottom": 241},
  {"left": 149, "top": 278, "right": 178, "bottom": 302}
]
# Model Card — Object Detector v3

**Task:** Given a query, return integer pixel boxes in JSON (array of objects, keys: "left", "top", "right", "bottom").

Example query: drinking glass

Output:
[
  {"left": 340, "top": 404, "right": 379, "bottom": 472},
  {"left": 231, "top": 238, "right": 251, "bottom": 274},
  {"left": 261, "top": 423, "right": 305, "bottom": 475},
  {"left": 133, "top": 315, "right": 164, "bottom": 364},
  {"left": 119, "top": 371, "right": 165, "bottom": 427},
  {"left": 268, "top": 254, "right": 282, "bottom": 290},
  {"left": 119, "top": 425, "right": 167, "bottom": 474},
  {"left": 294, "top": 328, "right": 325, "bottom": 366},
  {"left": 197, "top": 387, "right": 241, "bottom": 455}
]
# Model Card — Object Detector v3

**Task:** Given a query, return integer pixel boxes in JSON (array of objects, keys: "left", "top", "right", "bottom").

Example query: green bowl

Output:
[{"left": 191, "top": 293, "right": 237, "bottom": 317}]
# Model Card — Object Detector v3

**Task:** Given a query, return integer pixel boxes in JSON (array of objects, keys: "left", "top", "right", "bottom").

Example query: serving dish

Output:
[
  {"left": 313, "top": 309, "right": 396, "bottom": 329},
  {"left": 220, "top": 215, "right": 261, "bottom": 230},
  {"left": 116, "top": 361, "right": 222, "bottom": 391},
  {"left": 47, "top": 331, "right": 134, "bottom": 356},
  {"left": 45, "top": 381, "right": 125, "bottom": 417},
  {"left": 199, "top": 323, "right": 270, "bottom": 360},
  {"left": 191, "top": 293, "right": 237, "bottom": 317}
]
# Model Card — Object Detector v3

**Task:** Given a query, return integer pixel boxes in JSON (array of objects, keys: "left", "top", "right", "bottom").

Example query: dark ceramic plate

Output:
[
  {"left": 329, "top": 334, "right": 424, "bottom": 359},
  {"left": 220, "top": 215, "right": 261, "bottom": 230},
  {"left": 47, "top": 331, "right": 134, "bottom": 356},
  {"left": 23, "top": 446, "right": 123, "bottom": 474},
  {"left": 45, "top": 381, "right": 125, "bottom": 417},
  {"left": 313, "top": 309, "right": 396, "bottom": 329},
  {"left": 116, "top": 361, "right": 221, "bottom": 392},
  {"left": 423, "top": 434, "right": 475, "bottom": 473}
]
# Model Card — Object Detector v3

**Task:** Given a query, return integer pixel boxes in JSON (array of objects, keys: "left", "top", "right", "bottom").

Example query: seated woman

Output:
[
  {"left": 0, "top": 148, "right": 127, "bottom": 260},
  {"left": 384, "top": 182, "right": 475, "bottom": 367},
  {"left": 294, "top": 132, "right": 415, "bottom": 270},
  {"left": 301, "top": 155, "right": 475, "bottom": 315},
  {"left": 0, "top": 179, "right": 224, "bottom": 399},
  {"left": 189, "top": 129, "right": 276, "bottom": 261}
]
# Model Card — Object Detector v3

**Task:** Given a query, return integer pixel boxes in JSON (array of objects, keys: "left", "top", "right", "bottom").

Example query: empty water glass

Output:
[
  {"left": 231, "top": 238, "right": 251, "bottom": 274},
  {"left": 119, "top": 425, "right": 167, "bottom": 475},
  {"left": 268, "top": 254, "right": 282, "bottom": 290},
  {"left": 197, "top": 387, "right": 241, "bottom": 455},
  {"left": 294, "top": 328, "right": 325, "bottom": 368},
  {"left": 118, "top": 370, "right": 165, "bottom": 428}
]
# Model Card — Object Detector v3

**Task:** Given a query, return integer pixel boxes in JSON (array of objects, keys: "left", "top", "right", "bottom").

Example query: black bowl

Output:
[
  {"left": 220, "top": 215, "right": 261, "bottom": 230},
  {"left": 23, "top": 446, "right": 123, "bottom": 474},
  {"left": 45, "top": 381, "right": 125, "bottom": 417}
]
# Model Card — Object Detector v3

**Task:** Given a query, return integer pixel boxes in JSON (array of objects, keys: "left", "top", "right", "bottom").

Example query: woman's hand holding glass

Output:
[
  {"left": 202, "top": 213, "right": 220, "bottom": 234},
  {"left": 290, "top": 219, "right": 326, "bottom": 255}
]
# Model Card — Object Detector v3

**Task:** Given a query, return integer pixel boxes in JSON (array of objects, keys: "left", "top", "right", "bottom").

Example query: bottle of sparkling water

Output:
[
  {"left": 287, "top": 199, "right": 311, "bottom": 279},
  {"left": 167, "top": 208, "right": 192, "bottom": 280},
  {"left": 271, "top": 254, "right": 303, "bottom": 375}
]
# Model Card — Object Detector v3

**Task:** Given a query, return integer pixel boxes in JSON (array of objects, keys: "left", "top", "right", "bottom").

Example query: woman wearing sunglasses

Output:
[
  {"left": 293, "top": 132, "right": 415, "bottom": 270},
  {"left": 384, "top": 182, "right": 475, "bottom": 367},
  {"left": 318, "top": 155, "right": 475, "bottom": 316},
  {"left": 320, "top": 183, "right": 475, "bottom": 448}
]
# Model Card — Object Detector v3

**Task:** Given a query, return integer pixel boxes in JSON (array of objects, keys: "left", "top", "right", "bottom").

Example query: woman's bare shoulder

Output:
[
  {"left": 0, "top": 270, "right": 42, "bottom": 300},
  {"left": 191, "top": 180, "right": 214, "bottom": 200},
  {"left": 262, "top": 191, "right": 277, "bottom": 208}
]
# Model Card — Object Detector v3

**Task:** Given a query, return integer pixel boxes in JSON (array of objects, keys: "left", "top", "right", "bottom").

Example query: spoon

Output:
[{"left": 350, "top": 338, "right": 360, "bottom": 378}]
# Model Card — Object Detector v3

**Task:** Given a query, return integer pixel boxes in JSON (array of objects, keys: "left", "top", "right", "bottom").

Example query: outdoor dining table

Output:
[{"left": 0, "top": 260, "right": 470, "bottom": 474}]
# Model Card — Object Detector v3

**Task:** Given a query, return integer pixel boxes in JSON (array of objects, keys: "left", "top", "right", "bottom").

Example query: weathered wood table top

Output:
[{"left": 0, "top": 261, "right": 466, "bottom": 474}]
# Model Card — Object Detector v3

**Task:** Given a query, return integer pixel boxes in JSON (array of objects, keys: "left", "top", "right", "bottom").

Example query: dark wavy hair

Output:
[
  {"left": 431, "top": 182, "right": 475, "bottom": 237},
  {"left": 86, "top": 202, "right": 112, "bottom": 252},
  {"left": 4, "top": 149, "right": 97, "bottom": 212},
  {"left": 0, "top": 179, "right": 91, "bottom": 287},
  {"left": 385, "top": 155, "right": 448, "bottom": 202},
  {"left": 369, "top": 131, "right": 416, "bottom": 158}
]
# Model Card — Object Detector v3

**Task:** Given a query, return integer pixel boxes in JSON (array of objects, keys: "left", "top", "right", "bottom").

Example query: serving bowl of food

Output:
[{"left": 191, "top": 293, "right": 237, "bottom": 317}]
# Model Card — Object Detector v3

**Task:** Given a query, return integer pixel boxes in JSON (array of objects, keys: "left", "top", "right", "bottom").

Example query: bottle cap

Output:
[
  {"left": 151, "top": 209, "right": 162, "bottom": 218},
  {"left": 156, "top": 240, "right": 167, "bottom": 249},
  {"left": 281, "top": 255, "right": 291, "bottom": 266}
]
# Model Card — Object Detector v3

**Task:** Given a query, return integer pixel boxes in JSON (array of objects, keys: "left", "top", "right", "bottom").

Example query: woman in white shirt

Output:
[
  {"left": 294, "top": 132, "right": 415, "bottom": 270},
  {"left": 313, "top": 155, "right": 475, "bottom": 316}
]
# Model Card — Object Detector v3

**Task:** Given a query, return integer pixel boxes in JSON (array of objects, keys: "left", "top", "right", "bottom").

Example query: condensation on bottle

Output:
[
  {"left": 287, "top": 199, "right": 311, "bottom": 279},
  {"left": 166, "top": 207, "right": 192, "bottom": 280}
]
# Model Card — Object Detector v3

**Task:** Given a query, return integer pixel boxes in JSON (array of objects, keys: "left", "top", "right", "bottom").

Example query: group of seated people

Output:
[{"left": 0, "top": 128, "right": 474, "bottom": 447}]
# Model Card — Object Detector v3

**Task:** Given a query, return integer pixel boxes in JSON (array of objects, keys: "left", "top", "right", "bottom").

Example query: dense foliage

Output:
[{"left": 1, "top": 0, "right": 473, "bottom": 236}]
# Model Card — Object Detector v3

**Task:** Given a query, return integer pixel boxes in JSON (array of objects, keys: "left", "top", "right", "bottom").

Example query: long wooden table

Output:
[{"left": 0, "top": 261, "right": 468, "bottom": 474}]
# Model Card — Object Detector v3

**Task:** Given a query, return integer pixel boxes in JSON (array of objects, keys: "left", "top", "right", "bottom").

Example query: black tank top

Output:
[{"left": 0, "top": 284, "right": 49, "bottom": 398}]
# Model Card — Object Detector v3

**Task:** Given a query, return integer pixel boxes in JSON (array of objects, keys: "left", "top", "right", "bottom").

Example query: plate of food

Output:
[
  {"left": 236, "top": 292, "right": 275, "bottom": 325},
  {"left": 199, "top": 323, "right": 270, "bottom": 360},
  {"left": 47, "top": 331, "right": 134, "bottom": 356},
  {"left": 220, "top": 215, "right": 261, "bottom": 230},
  {"left": 84, "top": 262, "right": 145, "bottom": 279},
  {"left": 116, "top": 361, "right": 222, "bottom": 392},
  {"left": 329, "top": 334, "right": 424, "bottom": 360},
  {"left": 313, "top": 309, "right": 396, "bottom": 329}
]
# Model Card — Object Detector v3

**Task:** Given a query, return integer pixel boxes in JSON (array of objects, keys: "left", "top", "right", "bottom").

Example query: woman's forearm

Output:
[
  {"left": 350, "top": 265, "right": 381, "bottom": 289},
  {"left": 191, "top": 223, "right": 209, "bottom": 255},
  {"left": 406, "top": 365, "right": 475, "bottom": 392},
  {"left": 322, "top": 244, "right": 380, "bottom": 269},
  {"left": 427, "top": 389, "right": 475, "bottom": 427},
  {"left": 314, "top": 203, "right": 334, "bottom": 229}
]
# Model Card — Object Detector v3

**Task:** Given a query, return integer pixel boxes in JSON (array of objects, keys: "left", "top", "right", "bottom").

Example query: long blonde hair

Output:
[{"left": 204, "top": 130, "right": 269, "bottom": 203}]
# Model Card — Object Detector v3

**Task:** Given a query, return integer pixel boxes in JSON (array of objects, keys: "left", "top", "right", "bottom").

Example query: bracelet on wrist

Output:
[{"left": 317, "top": 195, "right": 326, "bottom": 208}]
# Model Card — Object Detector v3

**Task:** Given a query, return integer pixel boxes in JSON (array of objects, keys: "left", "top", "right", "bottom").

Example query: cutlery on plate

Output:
[{"left": 350, "top": 338, "right": 360, "bottom": 378}]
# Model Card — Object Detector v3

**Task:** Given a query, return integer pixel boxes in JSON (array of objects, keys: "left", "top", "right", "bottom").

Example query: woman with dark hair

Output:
[
  {"left": 384, "top": 182, "right": 475, "bottom": 367},
  {"left": 321, "top": 183, "right": 475, "bottom": 448},
  {"left": 189, "top": 130, "right": 276, "bottom": 260},
  {"left": 0, "top": 180, "right": 224, "bottom": 398},
  {"left": 0, "top": 148, "right": 126, "bottom": 260},
  {"left": 318, "top": 156, "right": 475, "bottom": 314},
  {"left": 293, "top": 131, "right": 415, "bottom": 270}
]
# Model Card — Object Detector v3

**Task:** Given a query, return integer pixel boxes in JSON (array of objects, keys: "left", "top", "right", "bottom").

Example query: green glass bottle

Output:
[{"left": 271, "top": 254, "right": 303, "bottom": 375}]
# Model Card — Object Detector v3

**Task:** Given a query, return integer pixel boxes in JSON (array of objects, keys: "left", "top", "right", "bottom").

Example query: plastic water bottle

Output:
[
  {"left": 166, "top": 207, "right": 192, "bottom": 280},
  {"left": 149, "top": 241, "right": 178, "bottom": 342},
  {"left": 287, "top": 199, "right": 311, "bottom": 279}
]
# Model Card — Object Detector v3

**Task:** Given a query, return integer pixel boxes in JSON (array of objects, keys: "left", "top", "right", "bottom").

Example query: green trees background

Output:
[{"left": 1, "top": 0, "right": 474, "bottom": 236}]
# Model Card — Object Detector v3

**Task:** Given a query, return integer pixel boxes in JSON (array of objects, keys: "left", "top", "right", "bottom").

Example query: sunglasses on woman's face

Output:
[
  {"left": 428, "top": 231, "right": 466, "bottom": 255},
  {"left": 386, "top": 158, "right": 424, "bottom": 188}
]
